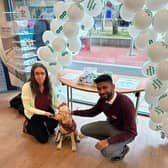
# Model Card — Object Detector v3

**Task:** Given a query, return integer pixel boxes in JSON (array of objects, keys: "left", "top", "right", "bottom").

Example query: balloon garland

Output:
[
  {"left": 37, "top": 0, "right": 103, "bottom": 84},
  {"left": 37, "top": 0, "right": 168, "bottom": 138},
  {"left": 119, "top": 0, "right": 168, "bottom": 138}
]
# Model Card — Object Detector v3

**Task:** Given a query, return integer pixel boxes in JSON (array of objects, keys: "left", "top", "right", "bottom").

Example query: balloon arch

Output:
[{"left": 37, "top": 0, "right": 168, "bottom": 139}]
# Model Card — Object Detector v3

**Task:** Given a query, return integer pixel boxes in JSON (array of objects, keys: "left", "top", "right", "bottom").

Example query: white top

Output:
[{"left": 21, "top": 81, "right": 58, "bottom": 119}]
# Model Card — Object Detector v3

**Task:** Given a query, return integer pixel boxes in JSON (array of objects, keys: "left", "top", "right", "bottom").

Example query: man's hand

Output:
[
  {"left": 45, "top": 112, "right": 54, "bottom": 118},
  {"left": 95, "top": 139, "right": 109, "bottom": 151}
]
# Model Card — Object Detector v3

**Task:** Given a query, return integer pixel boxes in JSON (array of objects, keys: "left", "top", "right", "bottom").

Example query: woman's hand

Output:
[{"left": 45, "top": 112, "right": 54, "bottom": 118}]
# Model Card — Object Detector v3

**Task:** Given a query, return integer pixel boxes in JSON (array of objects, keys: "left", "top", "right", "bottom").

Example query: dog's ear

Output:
[{"left": 60, "top": 105, "right": 69, "bottom": 112}]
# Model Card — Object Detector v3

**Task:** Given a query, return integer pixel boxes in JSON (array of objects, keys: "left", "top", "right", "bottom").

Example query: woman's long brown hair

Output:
[{"left": 30, "top": 63, "right": 52, "bottom": 101}]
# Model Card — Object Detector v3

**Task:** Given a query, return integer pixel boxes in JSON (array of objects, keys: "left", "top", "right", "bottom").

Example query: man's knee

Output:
[
  {"left": 101, "top": 144, "right": 124, "bottom": 159},
  {"left": 80, "top": 124, "right": 90, "bottom": 136}
]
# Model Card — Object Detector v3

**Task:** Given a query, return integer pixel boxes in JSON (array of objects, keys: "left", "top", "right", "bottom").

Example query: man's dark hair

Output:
[{"left": 94, "top": 74, "right": 113, "bottom": 84}]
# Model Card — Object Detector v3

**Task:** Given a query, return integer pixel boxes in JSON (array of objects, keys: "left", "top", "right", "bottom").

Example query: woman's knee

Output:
[{"left": 35, "top": 135, "right": 48, "bottom": 144}]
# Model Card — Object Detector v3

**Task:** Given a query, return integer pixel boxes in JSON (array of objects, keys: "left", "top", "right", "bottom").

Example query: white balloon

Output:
[
  {"left": 57, "top": 93, "right": 66, "bottom": 104},
  {"left": 135, "top": 30, "right": 157, "bottom": 50},
  {"left": 120, "top": 5, "right": 135, "bottom": 22},
  {"left": 146, "top": 42, "right": 168, "bottom": 63},
  {"left": 57, "top": 50, "right": 72, "bottom": 66},
  {"left": 153, "top": 9, "right": 168, "bottom": 33},
  {"left": 122, "top": 0, "right": 145, "bottom": 12},
  {"left": 164, "top": 32, "right": 168, "bottom": 43},
  {"left": 82, "top": 0, "right": 102, "bottom": 17},
  {"left": 142, "top": 61, "right": 157, "bottom": 77},
  {"left": 53, "top": 1, "right": 68, "bottom": 21},
  {"left": 80, "top": 13, "right": 94, "bottom": 32},
  {"left": 144, "top": 93, "right": 159, "bottom": 105},
  {"left": 110, "top": 0, "right": 122, "bottom": 6},
  {"left": 50, "top": 74, "right": 61, "bottom": 86},
  {"left": 162, "top": 119, "right": 168, "bottom": 135},
  {"left": 63, "top": 21, "right": 79, "bottom": 38},
  {"left": 37, "top": 46, "right": 56, "bottom": 62},
  {"left": 68, "top": 3, "right": 84, "bottom": 22},
  {"left": 50, "top": 19, "right": 64, "bottom": 36},
  {"left": 159, "top": 93, "right": 168, "bottom": 112},
  {"left": 67, "top": 38, "right": 81, "bottom": 52},
  {"left": 42, "top": 31, "right": 55, "bottom": 44},
  {"left": 47, "top": 61, "right": 63, "bottom": 74},
  {"left": 128, "top": 25, "right": 140, "bottom": 38},
  {"left": 157, "top": 60, "right": 168, "bottom": 81},
  {"left": 150, "top": 106, "right": 164, "bottom": 123},
  {"left": 149, "top": 120, "right": 162, "bottom": 131},
  {"left": 145, "top": 78, "right": 168, "bottom": 97},
  {"left": 73, "top": 0, "right": 83, "bottom": 2},
  {"left": 133, "top": 9, "right": 152, "bottom": 30},
  {"left": 146, "top": 0, "right": 168, "bottom": 11},
  {"left": 52, "top": 37, "right": 66, "bottom": 52}
]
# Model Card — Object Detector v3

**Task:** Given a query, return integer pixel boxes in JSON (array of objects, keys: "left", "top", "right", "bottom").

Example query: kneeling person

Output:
[{"left": 72, "top": 74, "right": 137, "bottom": 161}]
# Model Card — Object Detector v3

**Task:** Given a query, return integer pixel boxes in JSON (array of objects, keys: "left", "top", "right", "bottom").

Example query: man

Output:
[{"left": 72, "top": 74, "right": 137, "bottom": 161}]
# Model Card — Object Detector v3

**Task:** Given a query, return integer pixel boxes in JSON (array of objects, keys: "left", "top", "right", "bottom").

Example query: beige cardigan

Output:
[{"left": 21, "top": 81, "right": 58, "bottom": 119}]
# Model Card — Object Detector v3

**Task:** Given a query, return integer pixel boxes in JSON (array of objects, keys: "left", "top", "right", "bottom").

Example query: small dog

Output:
[{"left": 53, "top": 105, "right": 80, "bottom": 151}]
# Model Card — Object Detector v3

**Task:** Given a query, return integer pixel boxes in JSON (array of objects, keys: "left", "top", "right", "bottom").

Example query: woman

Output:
[{"left": 22, "top": 63, "right": 58, "bottom": 143}]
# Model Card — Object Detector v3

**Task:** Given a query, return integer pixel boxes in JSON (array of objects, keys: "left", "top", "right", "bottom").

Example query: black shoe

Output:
[
  {"left": 111, "top": 145, "right": 130, "bottom": 162},
  {"left": 48, "top": 129, "right": 56, "bottom": 136}
]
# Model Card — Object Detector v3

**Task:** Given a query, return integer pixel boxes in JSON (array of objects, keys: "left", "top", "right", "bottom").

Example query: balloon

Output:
[
  {"left": 153, "top": 9, "right": 168, "bottom": 33},
  {"left": 52, "top": 37, "right": 66, "bottom": 52},
  {"left": 150, "top": 106, "right": 164, "bottom": 123},
  {"left": 149, "top": 120, "right": 162, "bottom": 131},
  {"left": 50, "top": 19, "right": 64, "bottom": 36},
  {"left": 53, "top": 1, "right": 68, "bottom": 21},
  {"left": 159, "top": 93, "right": 168, "bottom": 112},
  {"left": 133, "top": 9, "right": 152, "bottom": 30},
  {"left": 135, "top": 29, "right": 157, "bottom": 50},
  {"left": 120, "top": 5, "right": 135, "bottom": 22},
  {"left": 57, "top": 93, "right": 66, "bottom": 104},
  {"left": 37, "top": 46, "right": 56, "bottom": 62},
  {"left": 142, "top": 61, "right": 157, "bottom": 77},
  {"left": 128, "top": 25, "right": 140, "bottom": 38},
  {"left": 47, "top": 61, "right": 63, "bottom": 74},
  {"left": 67, "top": 38, "right": 81, "bottom": 53},
  {"left": 42, "top": 30, "right": 55, "bottom": 44},
  {"left": 82, "top": 0, "right": 102, "bottom": 17},
  {"left": 164, "top": 32, "right": 168, "bottom": 43},
  {"left": 146, "top": 42, "right": 168, "bottom": 63},
  {"left": 122, "top": 0, "right": 145, "bottom": 12},
  {"left": 80, "top": 13, "right": 94, "bottom": 32},
  {"left": 68, "top": 3, "right": 84, "bottom": 22},
  {"left": 162, "top": 119, "right": 168, "bottom": 135},
  {"left": 145, "top": 78, "right": 168, "bottom": 97},
  {"left": 57, "top": 50, "right": 72, "bottom": 66},
  {"left": 157, "top": 60, "right": 168, "bottom": 81},
  {"left": 110, "top": 0, "right": 122, "bottom": 6},
  {"left": 50, "top": 74, "right": 61, "bottom": 86},
  {"left": 63, "top": 21, "right": 79, "bottom": 38},
  {"left": 146, "top": 0, "right": 168, "bottom": 11},
  {"left": 144, "top": 93, "right": 159, "bottom": 105}
]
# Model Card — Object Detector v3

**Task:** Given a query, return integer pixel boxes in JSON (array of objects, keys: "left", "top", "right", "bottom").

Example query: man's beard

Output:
[{"left": 100, "top": 92, "right": 113, "bottom": 100}]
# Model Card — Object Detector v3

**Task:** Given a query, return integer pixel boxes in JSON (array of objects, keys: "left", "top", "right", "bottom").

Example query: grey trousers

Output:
[{"left": 81, "top": 121, "right": 133, "bottom": 159}]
